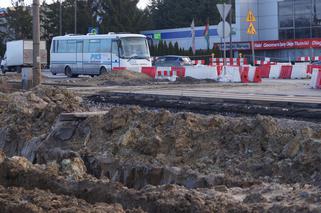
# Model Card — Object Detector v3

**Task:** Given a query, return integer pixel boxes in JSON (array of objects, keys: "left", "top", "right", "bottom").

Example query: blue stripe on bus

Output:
[{"left": 51, "top": 61, "right": 111, "bottom": 65}]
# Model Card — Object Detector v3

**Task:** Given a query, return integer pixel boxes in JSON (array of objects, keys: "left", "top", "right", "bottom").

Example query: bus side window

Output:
[
  {"left": 101, "top": 39, "right": 111, "bottom": 53},
  {"left": 89, "top": 40, "right": 101, "bottom": 53},
  {"left": 57, "top": 40, "right": 67, "bottom": 53},
  {"left": 112, "top": 41, "right": 118, "bottom": 55},
  {"left": 66, "top": 40, "right": 76, "bottom": 53},
  {"left": 51, "top": 40, "right": 56, "bottom": 53},
  {"left": 83, "top": 40, "right": 89, "bottom": 53}
]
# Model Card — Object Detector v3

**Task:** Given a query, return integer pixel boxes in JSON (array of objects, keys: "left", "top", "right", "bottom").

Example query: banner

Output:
[{"left": 253, "top": 38, "right": 321, "bottom": 50}]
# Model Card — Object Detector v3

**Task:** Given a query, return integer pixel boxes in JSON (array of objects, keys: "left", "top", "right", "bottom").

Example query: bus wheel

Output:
[
  {"left": 99, "top": 67, "right": 107, "bottom": 75},
  {"left": 65, "top": 66, "right": 73, "bottom": 78}
]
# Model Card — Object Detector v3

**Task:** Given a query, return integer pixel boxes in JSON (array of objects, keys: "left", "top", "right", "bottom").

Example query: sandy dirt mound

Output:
[
  {"left": 96, "top": 70, "right": 156, "bottom": 86},
  {"left": 0, "top": 85, "right": 85, "bottom": 158},
  {"left": 0, "top": 152, "right": 320, "bottom": 213}
]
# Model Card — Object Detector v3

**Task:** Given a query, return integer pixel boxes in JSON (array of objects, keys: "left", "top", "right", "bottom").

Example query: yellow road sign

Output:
[
  {"left": 247, "top": 23, "right": 257, "bottom": 35},
  {"left": 246, "top": 10, "right": 256, "bottom": 22}
]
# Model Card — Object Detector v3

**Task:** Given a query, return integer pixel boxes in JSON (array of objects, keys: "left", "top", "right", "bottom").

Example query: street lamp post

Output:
[
  {"left": 59, "top": 0, "right": 62, "bottom": 35},
  {"left": 74, "top": 0, "right": 87, "bottom": 34},
  {"left": 74, "top": 0, "right": 77, "bottom": 34},
  {"left": 32, "top": 0, "right": 41, "bottom": 86}
]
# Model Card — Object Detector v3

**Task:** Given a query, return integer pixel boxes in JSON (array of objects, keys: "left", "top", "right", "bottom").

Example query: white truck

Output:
[{"left": 0, "top": 40, "right": 47, "bottom": 74}]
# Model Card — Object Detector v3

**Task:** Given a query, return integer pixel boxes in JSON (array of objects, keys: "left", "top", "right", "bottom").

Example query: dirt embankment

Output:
[
  {"left": 0, "top": 85, "right": 85, "bottom": 158},
  {"left": 37, "top": 107, "right": 321, "bottom": 188},
  {"left": 1, "top": 86, "right": 321, "bottom": 212}
]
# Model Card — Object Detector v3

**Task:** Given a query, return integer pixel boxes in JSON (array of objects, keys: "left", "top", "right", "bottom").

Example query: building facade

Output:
[{"left": 142, "top": 0, "right": 321, "bottom": 61}]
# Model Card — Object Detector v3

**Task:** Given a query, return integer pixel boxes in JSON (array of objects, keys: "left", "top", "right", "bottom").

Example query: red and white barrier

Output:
[
  {"left": 240, "top": 65, "right": 262, "bottom": 83},
  {"left": 279, "top": 65, "right": 293, "bottom": 79},
  {"left": 156, "top": 66, "right": 174, "bottom": 80},
  {"left": 297, "top": 56, "right": 321, "bottom": 62},
  {"left": 310, "top": 68, "right": 321, "bottom": 89},
  {"left": 141, "top": 67, "right": 157, "bottom": 78},
  {"left": 210, "top": 58, "right": 248, "bottom": 66},
  {"left": 240, "top": 66, "right": 249, "bottom": 83},
  {"left": 248, "top": 66, "right": 262, "bottom": 83},
  {"left": 192, "top": 60, "right": 206, "bottom": 65},
  {"left": 257, "top": 65, "right": 271, "bottom": 78}
]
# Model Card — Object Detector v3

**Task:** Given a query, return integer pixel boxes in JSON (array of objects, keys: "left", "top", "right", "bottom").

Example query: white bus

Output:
[{"left": 50, "top": 33, "right": 152, "bottom": 77}]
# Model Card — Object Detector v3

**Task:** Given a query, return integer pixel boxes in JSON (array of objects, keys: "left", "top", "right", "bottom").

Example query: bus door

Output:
[
  {"left": 111, "top": 39, "right": 120, "bottom": 69},
  {"left": 76, "top": 40, "right": 83, "bottom": 73}
]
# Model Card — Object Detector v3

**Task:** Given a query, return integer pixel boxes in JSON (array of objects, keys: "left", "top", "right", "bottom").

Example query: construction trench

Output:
[{"left": 1, "top": 74, "right": 321, "bottom": 212}]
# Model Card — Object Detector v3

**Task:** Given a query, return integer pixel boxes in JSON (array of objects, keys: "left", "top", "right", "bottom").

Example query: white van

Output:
[{"left": 50, "top": 33, "right": 152, "bottom": 77}]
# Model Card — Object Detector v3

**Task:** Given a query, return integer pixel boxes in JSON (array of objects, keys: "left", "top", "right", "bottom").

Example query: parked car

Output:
[{"left": 153, "top": 55, "right": 193, "bottom": 67}]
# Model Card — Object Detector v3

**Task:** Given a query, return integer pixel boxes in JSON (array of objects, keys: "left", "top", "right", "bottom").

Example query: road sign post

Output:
[
  {"left": 246, "top": 10, "right": 257, "bottom": 65},
  {"left": 217, "top": 3, "right": 232, "bottom": 66}
]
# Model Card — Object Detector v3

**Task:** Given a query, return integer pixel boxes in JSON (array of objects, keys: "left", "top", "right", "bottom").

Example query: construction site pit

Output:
[{"left": 0, "top": 85, "right": 321, "bottom": 212}]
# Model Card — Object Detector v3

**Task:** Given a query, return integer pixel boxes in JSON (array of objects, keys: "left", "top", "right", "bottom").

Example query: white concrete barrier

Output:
[
  {"left": 219, "top": 66, "right": 241, "bottom": 83},
  {"left": 269, "top": 65, "right": 282, "bottom": 79},
  {"left": 291, "top": 63, "right": 309, "bottom": 79},
  {"left": 184, "top": 66, "right": 218, "bottom": 80}
]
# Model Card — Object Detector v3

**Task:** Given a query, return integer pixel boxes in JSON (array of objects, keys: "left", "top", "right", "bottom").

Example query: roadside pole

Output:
[
  {"left": 246, "top": 10, "right": 257, "bottom": 65},
  {"left": 251, "top": 36, "right": 255, "bottom": 65},
  {"left": 216, "top": 4, "right": 232, "bottom": 67},
  {"left": 32, "top": 0, "right": 41, "bottom": 86},
  {"left": 229, "top": 0, "right": 233, "bottom": 58},
  {"left": 223, "top": 4, "right": 226, "bottom": 66},
  {"left": 74, "top": 0, "right": 77, "bottom": 34}
]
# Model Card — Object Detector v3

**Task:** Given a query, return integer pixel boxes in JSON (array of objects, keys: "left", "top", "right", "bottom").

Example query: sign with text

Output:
[
  {"left": 217, "top": 42, "right": 251, "bottom": 50},
  {"left": 253, "top": 39, "right": 321, "bottom": 50}
]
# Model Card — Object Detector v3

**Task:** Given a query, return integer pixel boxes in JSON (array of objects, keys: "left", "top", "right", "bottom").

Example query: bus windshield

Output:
[{"left": 119, "top": 37, "right": 150, "bottom": 59}]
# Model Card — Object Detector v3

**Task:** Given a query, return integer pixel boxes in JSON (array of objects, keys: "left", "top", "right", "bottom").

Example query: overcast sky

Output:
[{"left": 0, "top": 0, "right": 149, "bottom": 9}]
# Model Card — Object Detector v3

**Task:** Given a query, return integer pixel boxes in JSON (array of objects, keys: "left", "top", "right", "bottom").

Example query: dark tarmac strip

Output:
[{"left": 86, "top": 92, "right": 321, "bottom": 121}]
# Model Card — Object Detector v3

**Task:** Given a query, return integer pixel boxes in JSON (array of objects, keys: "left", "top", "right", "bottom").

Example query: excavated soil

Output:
[
  {"left": 0, "top": 85, "right": 85, "bottom": 158},
  {"left": 52, "top": 70, "right": 159, "bottom": 87},
  {"left": 0, "top": 74, "right": 21, "bottom": 93},
  {"left": 1, "top": 87, "right": 321, "bottom": 212}
]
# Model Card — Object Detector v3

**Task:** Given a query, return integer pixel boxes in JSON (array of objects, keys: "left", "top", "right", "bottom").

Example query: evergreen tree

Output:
[
  {"left": 163, "top": 41, "right": 168, "bottom": 55},
  {"left": 168, "top": 42, "right": 174, "bottom": 55},
  {"left": 158, "top": 40, "right": 163, "bottom": 55},
  {"left": 174, "top": 42, "right": 179, "bottom": 55},
  {"left": 1, "top": 0, "right": 32, "bottom": 40},
  {"left": 149, "top": 0, "right": 235, "bottom": 29},
  {"left": 89, "top": 0, "right": 151, "bottom": 33}
]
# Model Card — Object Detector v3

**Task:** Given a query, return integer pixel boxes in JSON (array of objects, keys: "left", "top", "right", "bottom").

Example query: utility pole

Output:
[
  {"left": 59, "top": 0, "right": 62, "bottom": 35},
  {"left": 74, "top": 0, "right": 77, "bottom": 34},
  {"left": 32, "top": 0, "right": 41, "bottom": 86},
  {"left": 229, "top": 0, "right": 233, "bottom": 58}
]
